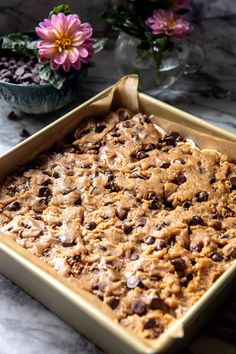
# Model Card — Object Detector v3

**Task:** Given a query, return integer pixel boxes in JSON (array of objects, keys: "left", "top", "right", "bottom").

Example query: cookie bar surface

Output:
[{"left": 1, "top": 108, "right": 236, "bottom": 340}]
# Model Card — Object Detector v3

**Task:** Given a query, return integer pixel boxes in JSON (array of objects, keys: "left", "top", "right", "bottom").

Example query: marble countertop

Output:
[{"left": 0, "top": 16, "right": 236, "bottom": 354}]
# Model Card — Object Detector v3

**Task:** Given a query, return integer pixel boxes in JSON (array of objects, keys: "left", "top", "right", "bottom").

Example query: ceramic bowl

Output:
[{"left": 0, "top": 44, "right": 87, "bottom": 114}]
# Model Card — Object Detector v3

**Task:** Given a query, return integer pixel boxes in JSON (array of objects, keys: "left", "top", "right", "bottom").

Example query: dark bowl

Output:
[
  {"left": 0, "top": 65, "right": 87, "bottom": 114},
  {"left": 0, "top": 35, "right": 88, "bottom": 114}
]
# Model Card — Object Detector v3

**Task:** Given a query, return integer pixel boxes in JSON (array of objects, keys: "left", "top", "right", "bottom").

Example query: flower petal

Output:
[
  {"left": 54, "top": 51, "right": 67, "bottom": 65},
  {"left": 67, "top": 47, "right": 79, "bottom": 63}
]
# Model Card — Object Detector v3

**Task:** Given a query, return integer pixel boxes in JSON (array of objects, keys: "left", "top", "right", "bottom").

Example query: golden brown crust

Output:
[{"left": 1, "top": 108, "right": 236, "bottom": 339}]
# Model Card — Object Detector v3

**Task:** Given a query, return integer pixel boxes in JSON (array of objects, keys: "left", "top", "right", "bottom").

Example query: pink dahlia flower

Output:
[
  {"left": 35, "top": 13, "right": 94, "bottom": 72},
  {"left": 145, "top": 9, "right": 192, "bottom": 39}
]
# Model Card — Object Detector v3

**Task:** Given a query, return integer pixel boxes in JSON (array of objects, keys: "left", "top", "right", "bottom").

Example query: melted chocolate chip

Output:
[
  {"left": 110, "top": 131, "right": 121, "bottom": 137},
  {"left": 210, "top": 176, "right": 216, "bottom": 184},
  {"left": 163, "top": 131, "right": 183, "bottom": 146},
  {"left": 52, "top": 171, "right": 60, "bottom": 178},
  {"left": 182, "top": 200, "right": 191, "bottom": 209},
  {"left": 126, "top": 275, "right": 141, "bottom": 289},
  {"left": 38, "top": 186, "right": 51, "bottom": 198},
  {"left": 229, "top": 176, "right": 236, "bottom": 188},
  {"left": 95, "top": 123, "right": 106, "bottom": 133},
  {"left": 171, "top": 258, "right": 186, "bottom": 272},
  {"left": 105, "top": 181, "right": 119, "bottom": 192},
  {"left": 211, "top": 252, "right": 223, "bottom": 262},
  {"left": 144, "top": 236, "right": 155, "bottom": 245},
  {"left": 131, "top": 252, "right": 139, "bottom": 260},
  {"left": 108, "top": 297, "right": 120, "bottom": 310},
  {"left": 160, "top": 162, "right": 170, "bottom": 169},
  {"left": 191, "top": 241, "right": 203, "bottom": 252},
  {"left": 135, "top": 150, "right": 148, "bottom": 160},
  {"left": 6, "top": 201, "right": 20, "bottom": 211},
  {"left": 144, "top": 144, "right": 156, "bottom": 152},
  {"left": 138, "top": 217, "right": 147, "bottom": 227},
  {"left": 86, "top": 221, "right": 97, "bottom": 230},
  {"left": 116, "top": 209, "right": 128, "bottom": 221},
  {"left": 149, "top": 197, "right": 160, "bottom": 210},
  {"left": 173, "top": 174, "right": 186, "bottom": 185},
  {"left": 62, "top": 240, "right": 76, "bottom": 247},
  {"left": 174, "top": 159, "right": 185, "bottom": 165},
  {"left": 190, "top": 216, "right": 203, "bottom": 225},
  {"left": 156, "top": 240, "right": 167, "bottom": 250},
  {"left": 227, "top": 248, "right": 236, "bottom": 259},
  {"left": 67, "top": 255, "right": 80, "bottom": 266},
  {"left": 143, "top": 318, "right": 156, "bottom": 329},
  {"left": 131, "top": 300, "right": 147, "bottom": 316},
  {"left": 122, "top": 224, "right": 133, "bottom": 234},
  {"left": 41, "top": 178, "right": 52, "bottom": 186},
  {"left": 19, "top": 128, "right": 30, "bottom": 138},
  {"left": 150, "top": 297, "right": 164, "bottom": 310},
  {"left": 196, "top": 191, "right": 209, "bottom": 202}
]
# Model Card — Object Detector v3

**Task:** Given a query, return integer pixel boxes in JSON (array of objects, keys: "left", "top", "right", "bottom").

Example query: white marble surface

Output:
[{"left": 0, "top": 15, "right": 236, "bottom": 354}]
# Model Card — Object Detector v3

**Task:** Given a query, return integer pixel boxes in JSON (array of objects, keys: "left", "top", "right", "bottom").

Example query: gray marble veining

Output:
[{"left": 0, "top": 14, "right": 236, "bottom": 354}]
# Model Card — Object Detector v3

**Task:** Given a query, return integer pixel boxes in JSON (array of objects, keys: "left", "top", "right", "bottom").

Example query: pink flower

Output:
[
  {"left": 145, "top": 9, "right": 192, "bottom": 39},
  {"left": 35, "top": 13, "right": 94, "bottom": 72}
]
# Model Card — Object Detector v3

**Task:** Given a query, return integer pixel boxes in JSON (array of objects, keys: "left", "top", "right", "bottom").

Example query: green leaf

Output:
[
  {"left": 49, "top": 4, "right": 72, "bottom": 17},
  {"left": 39, "top": 62, "right": 67, "bottom": 89},
  {"left": 1, "top": 33, "right": 38, "bottom": 57},
  {"left": 93, "top": 37, "right": 107, "bottom": 54}
]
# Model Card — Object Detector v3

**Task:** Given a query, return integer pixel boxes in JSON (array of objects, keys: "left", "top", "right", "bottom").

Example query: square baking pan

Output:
[{"left": 0, "top": 76, "right": 236, "bottom": 354}]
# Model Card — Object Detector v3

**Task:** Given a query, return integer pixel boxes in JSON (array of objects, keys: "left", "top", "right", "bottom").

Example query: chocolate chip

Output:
[
  {"left": 191, "top": 241, "right": 203, "bottom": 252},
  {"left": 211, "top": 252, "right": 223, "bottom": 262},
  {"left": 144, "top": 144, "right": 156, "bottom": 152},
  {"left": 226, "top": 248, "right": 236, "bottom": 259},
  {"left": 144, "top": 236, "right": 155, "bottom": 245},
  {"left": 173, "top": 174, "right": 186, "bottom": 185},
  {"left": 123, "top": 121, "right": 133, "bottom": 128},
  {"left": 182, "top": 200, "right": 191, "bottom": 209},
  {"left": 190, "top": 215, "right": 203, "bottom": 225},
  {"left": 7, "top": 111, "right": 19, "bottom": 120},
  {"left": 67, "top": 255, "right": 80, "bottom": 266},
  {"left": 38, "top": 186, "right": 51, "bottom": 198},
  {"left": 210, "top": 176, "right": 216, "bottom": 184},
  {"left": 131, "top": 252, "right": 139, "bottom": 260},
  {"left": 150, "top": 276, "right": 160, "bottom": 282},
  {"left": 135, "top": 150, "right": 148, "bottom": 160},
  {"left": 174, "top": 159, "right": 185, "bottom": 164},
  {"left": 160, "top": 161, "right": 170, "bottom": 169},
  {"left": 156, "top": 240, "right": 167, "bottom": 250},
  {"left": 105, "top": 181, "right": 119, "bottom": 192},
  {"left": 147, "top": 191, "right": 156, "bottom": 200},
  {"left": 62, "top": 240, "right": 76, "bottom": 247},
  {"left": 52, "top": 171, "right": 60, "bottom": 178},
  {"left": 171, "top": 258, "right": 186, "bottom": 272},
  {"left": 126, "top": 275, "right": 141, "bottom": 289},
  {"left": 163, "top": 131, "right": 183, "bottom": 146},
  {"left": 138, "top": 217, "right": 147, "bottom": 227},
  {"left": 122, "top": 223, "right": 133, "bottom": 234},
  {"left": 212, "top": 212, "right": 223, "bottom": 220},
  {"left": 196, "top": 191, "right": 209, "bottom": 202},
  {"left": 92, "top": 283, "right": 99, "bottom": 291},
  {"left": 15, "top": 67, "right": 25, "bottom": 76},
  {"left": 86, "top": 221, "right": 96, "bottom": 230},
  {"left": 19, "top": 128, "right": 30, "bottom": 138},
  {"left": 116, "top": 209, "right": 128, "bottom": 221},
  {"left": 229, "top": 176, "right": 236, "bottom": 187},
  {"left": 6, "top": 201, "right": 20, "bottom": 211},
  {"left": 108, "top": 297, "right": 120, "bottom": 310},
  {"left": 41, "top": 178, "right": 52, "bottom": 186},
  {"left": 74, "top": 196, "right": 82, "bottom": 205},
  {"left": 143, "top": 318, "right": 156, "bottom": 329},
  {"left": 95, "top": 123, "right": 106, "bottom": 133},
  {"left": 149, "top": 197, "right": 160, "bottom": 210},
  {"left": 131, "top": 300, "right": 147, "bottom": 316},
  {"left": 163, "top": 199, "right": 173, "bottom": 210},
  {"left": 110, "top": 131, "right": 121, "bottom": 137},
  {"left": 150, "top": 297, "right": 164, "bottom": 310}
]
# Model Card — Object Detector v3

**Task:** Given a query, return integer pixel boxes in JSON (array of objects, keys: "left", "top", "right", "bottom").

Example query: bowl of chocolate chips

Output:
[{"left": 0, "top": 49, "right": 87, "bottom": 114}]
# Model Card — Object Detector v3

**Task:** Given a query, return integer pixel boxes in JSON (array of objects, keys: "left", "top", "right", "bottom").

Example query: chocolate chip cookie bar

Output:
[{"left": 1, "top": 108, "right": 236, "bottom": 339}]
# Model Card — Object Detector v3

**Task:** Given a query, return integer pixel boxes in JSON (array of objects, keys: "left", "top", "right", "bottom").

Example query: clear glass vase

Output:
[{"left": 115, "top": 33, "right": 205, "bottom": 96}]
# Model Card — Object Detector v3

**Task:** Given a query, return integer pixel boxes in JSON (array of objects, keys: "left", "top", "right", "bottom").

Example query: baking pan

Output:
[{"left": 0, "top": 76, "right": 236, "bottom": 354}]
